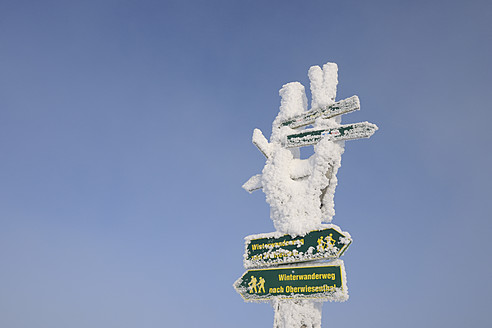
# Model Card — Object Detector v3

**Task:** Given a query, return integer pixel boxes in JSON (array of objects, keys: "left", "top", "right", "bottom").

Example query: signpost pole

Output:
[
  {"left": 273, "top": 300, "right": 322, "bottom": 328},
  {"left": 235, "top": 62, "right": 377, "bottom": 328}
]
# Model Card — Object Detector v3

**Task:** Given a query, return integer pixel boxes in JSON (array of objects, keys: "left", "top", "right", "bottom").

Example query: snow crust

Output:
[
  {"left": 308, "top": 64, "right": 337, "bottom": 114},
  {"left": 273, "top": 299, "right": 322, "bottom": 328},
  {"left": 243, "top": 63, "right": 345, "bottom": 236}
]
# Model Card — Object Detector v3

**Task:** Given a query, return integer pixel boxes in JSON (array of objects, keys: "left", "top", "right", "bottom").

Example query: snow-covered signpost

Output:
[{"left": 234, "top": 62, "right": 377, "bottom": 328}]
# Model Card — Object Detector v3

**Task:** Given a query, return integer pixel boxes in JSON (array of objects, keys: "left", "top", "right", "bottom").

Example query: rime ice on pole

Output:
[
  {"left": 237, "top": 62, "right": 378, "bottom": 328},
  {"left": 243, "top": 63, "right": 345, "bottom": 236}
]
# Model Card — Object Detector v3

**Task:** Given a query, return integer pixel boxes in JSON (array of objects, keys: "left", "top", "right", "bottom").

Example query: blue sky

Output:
[{"left": 1, "top": 0, "right": 491, "bottom": 327}]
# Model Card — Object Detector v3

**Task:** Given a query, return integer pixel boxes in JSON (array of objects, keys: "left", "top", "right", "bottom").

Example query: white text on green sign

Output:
[
  {"left": 277, "top": 95, "right": 360, "bottom": 129},
  {"left": 284, "top": 122, "right": 378, "bottom": 148}
]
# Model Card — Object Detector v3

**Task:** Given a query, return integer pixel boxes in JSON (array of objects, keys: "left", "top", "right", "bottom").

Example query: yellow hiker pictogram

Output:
[
  {"left": 317, "top": 234, "right": 336, "bottom": 251},
  {"left": 317, "top": 236, "right": 326, "bottom": 251},
  {"left": 258, "top": 277, "right": 266, "bottom": 293},
  {"left": 325, "top": 234, "right": 336, "bottom": 248},
  {"left": 248, "top": 276, "right": 258, "bottom": 293}
]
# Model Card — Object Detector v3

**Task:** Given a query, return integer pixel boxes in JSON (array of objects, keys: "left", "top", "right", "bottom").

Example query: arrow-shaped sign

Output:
[
  {"left": 244, "top": 225, "right": 352, "bottom": 269},
  {"left": 277, "top": 95, "right": 360, "bottom": 129},
  {"left": 234, "top": 261, "right": 348, "bottom": 302},
  {"left": 284, "top": 122, "right": 378, "bottom": 148}
]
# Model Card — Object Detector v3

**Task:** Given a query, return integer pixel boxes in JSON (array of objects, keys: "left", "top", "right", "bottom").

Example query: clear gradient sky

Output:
[{"left": 1, "top": 1, "right": 491, "bottom": 327}]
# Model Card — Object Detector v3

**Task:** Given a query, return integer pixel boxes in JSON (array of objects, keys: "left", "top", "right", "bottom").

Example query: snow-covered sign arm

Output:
[
  {"left": 242, "top": 174, "right": 262, "bottom": 193},
  {"left": 276, "top": 95, "right": 360, "bottom": 129},
  {"left": 252, "top": 128, "right": 272, "bottom": 158}
]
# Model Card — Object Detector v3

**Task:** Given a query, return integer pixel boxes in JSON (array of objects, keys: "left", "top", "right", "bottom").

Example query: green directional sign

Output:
[
  {"left": 244, "top": 225, "right": 352, "bottom": 269},
  {"left": 234, "top": 262, "right": 348, "bottom": 302},
  {"left": 278, "top": 95, "right": 360, "bottom": 129},
  {"left": 284, "top": 122, "right": 378, "bottom": 148}
]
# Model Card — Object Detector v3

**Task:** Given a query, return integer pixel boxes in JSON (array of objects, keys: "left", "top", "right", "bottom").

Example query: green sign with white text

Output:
[
  {"left": 284, "top": 122, "right": 378, "bottom": 148},
  {"left": 277, "top": 95, "right": 360, "bottom": 129},
  {"left": 234, "top": 262, "right": 348, "bottom": 302}
]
